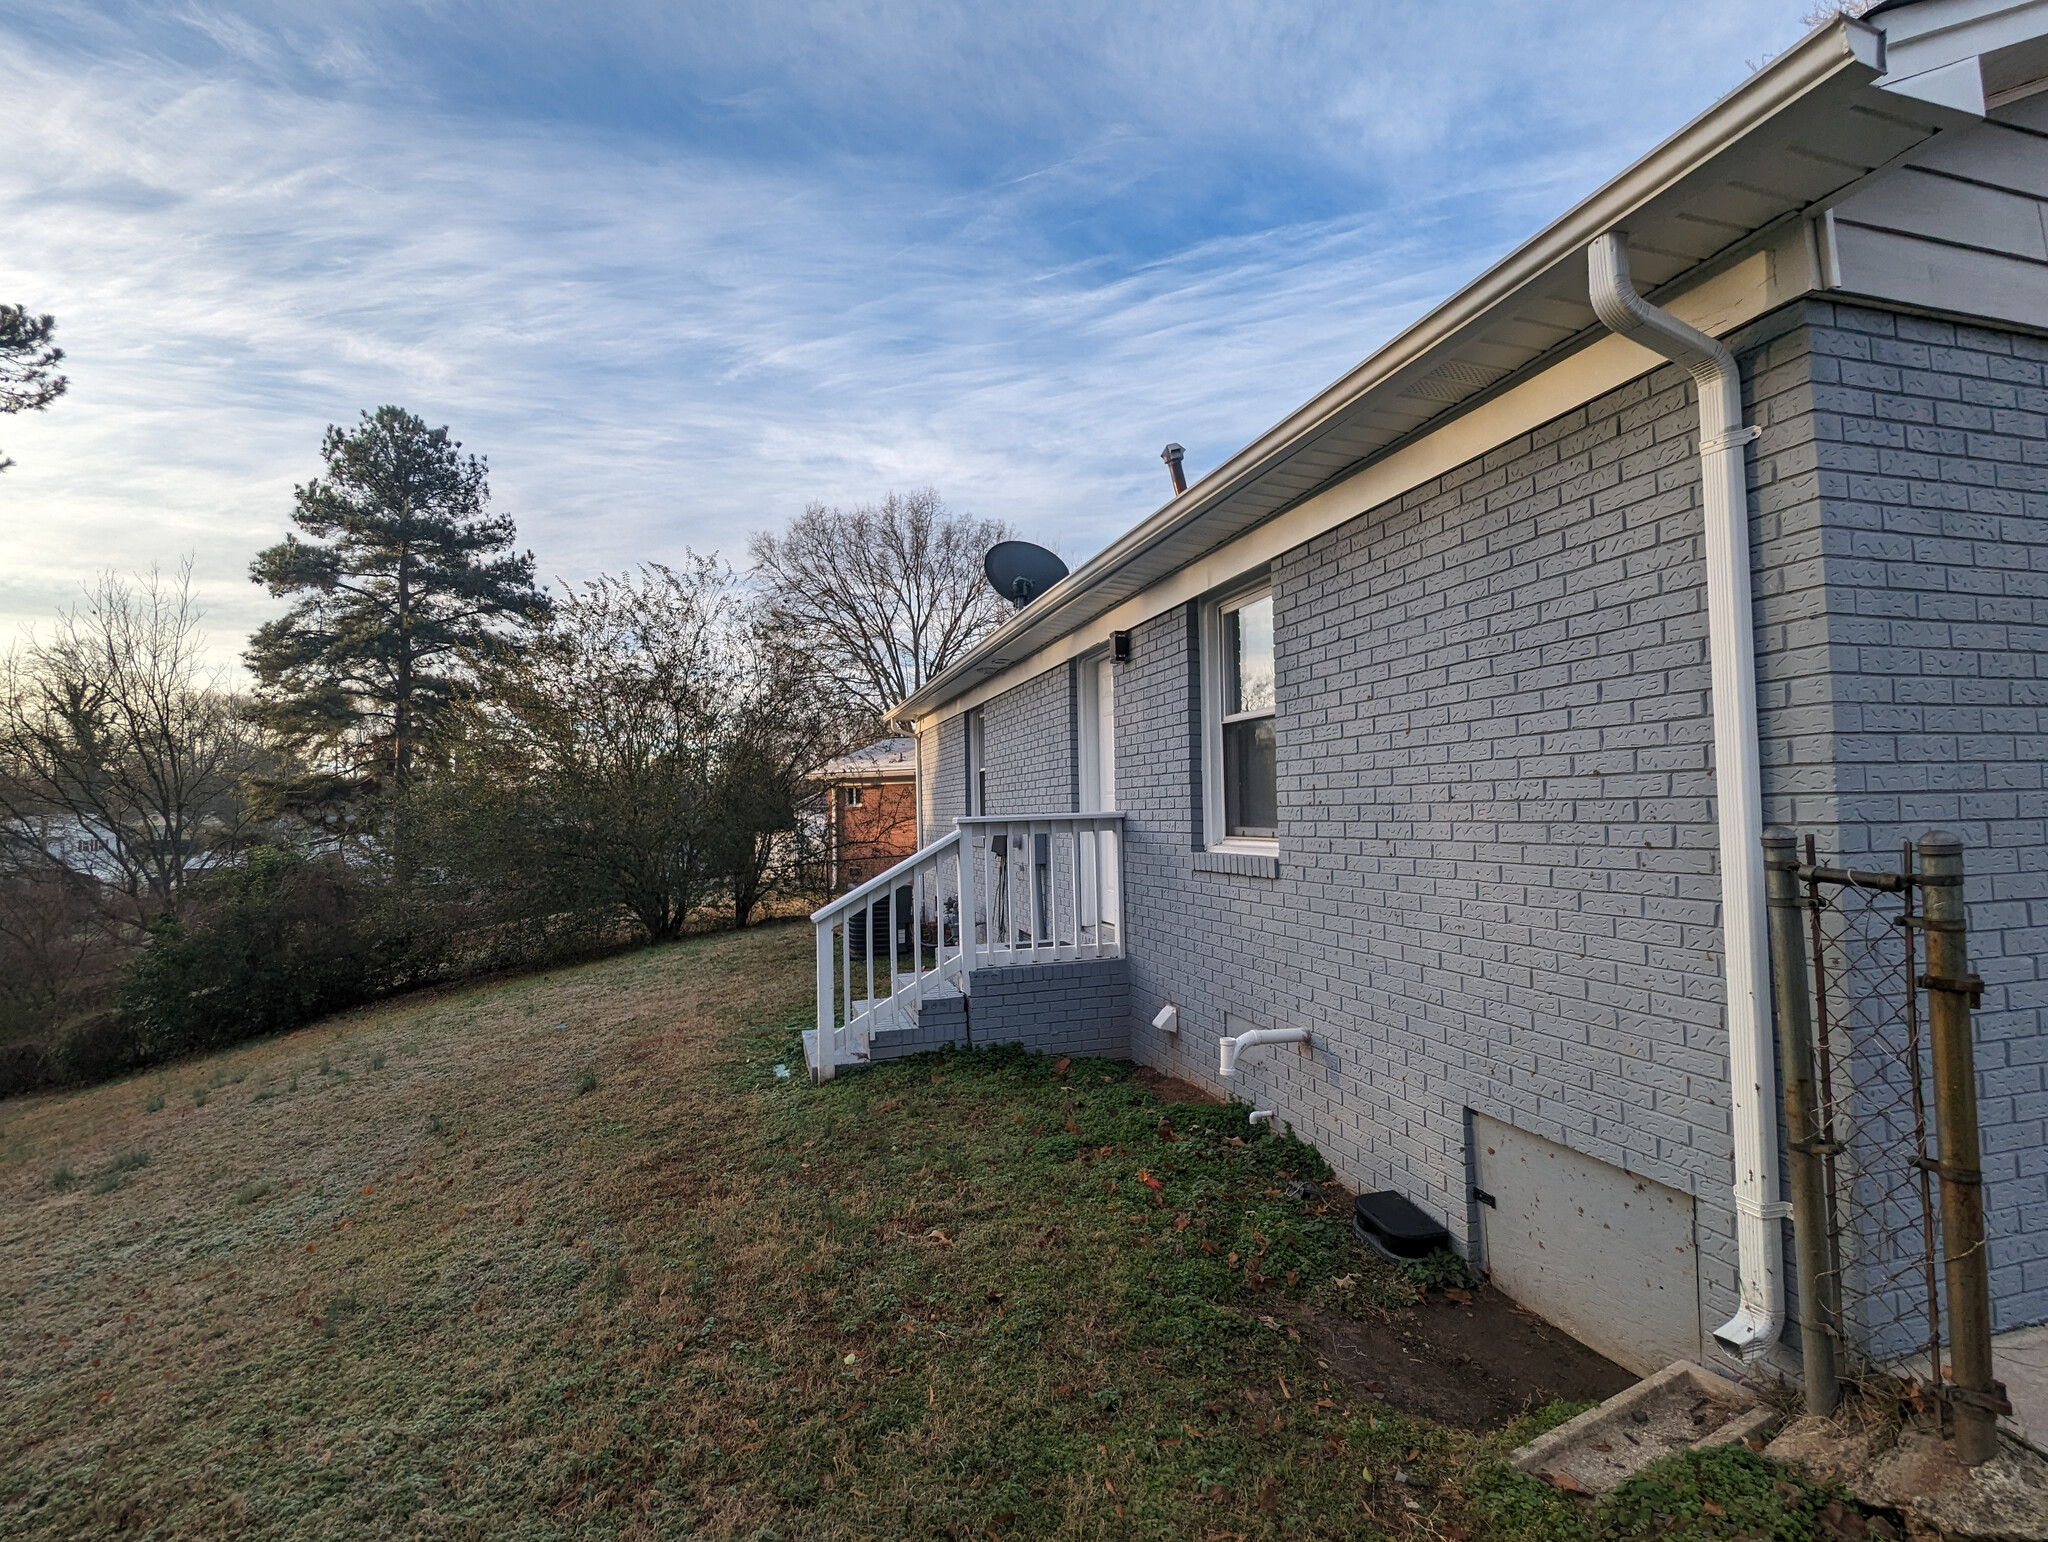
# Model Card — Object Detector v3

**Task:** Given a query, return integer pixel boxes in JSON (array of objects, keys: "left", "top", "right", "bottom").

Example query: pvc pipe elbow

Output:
[{"left": 1218, "top": 1026, "right": 1309, "bottom": 1077}]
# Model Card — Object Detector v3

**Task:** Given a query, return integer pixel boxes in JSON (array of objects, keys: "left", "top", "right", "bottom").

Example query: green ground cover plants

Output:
[{"left": 2, "top": 922, "right": 1841, "bottom": 1540}]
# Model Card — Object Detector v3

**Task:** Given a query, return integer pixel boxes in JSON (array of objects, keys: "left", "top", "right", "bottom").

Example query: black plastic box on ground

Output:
[{"left": 1352, "top": 1190, "right": 1450, "bottom": 1263}]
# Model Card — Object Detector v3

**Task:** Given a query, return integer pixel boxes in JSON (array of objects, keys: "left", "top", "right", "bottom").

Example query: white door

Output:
[
  {"left": 1095, "top": 656, "right": 1117, "bottom": 810},
  {"left": 1076, "top": 655, "right": 1119, "bottom": 945},
  {"left": 1079, "top": 656, "right": 1117, "bottom": 812}
]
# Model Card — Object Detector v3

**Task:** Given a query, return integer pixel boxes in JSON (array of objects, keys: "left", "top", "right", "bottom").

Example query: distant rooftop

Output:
[{"left": 810, "top": 736, "right": 916, "bottom": 782}]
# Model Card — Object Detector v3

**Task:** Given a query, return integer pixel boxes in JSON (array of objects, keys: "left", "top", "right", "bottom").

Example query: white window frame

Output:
[
  {"left": 843, "top": 783, "right": 864, "bottom": 808},
  {"left": 965, "top": 708, "right": 987, "bottom": 816},
  {"left": 1202, "top": 578, "right": 1278, "bottom": 853}
]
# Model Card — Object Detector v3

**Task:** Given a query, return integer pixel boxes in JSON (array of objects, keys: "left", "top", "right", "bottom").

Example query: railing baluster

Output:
[
  {"left": 815, "top": 918, "right": 834, "bottom": 1081},
  {"left": 812, "top": 816, "right": 1125, "bottom": 1077},
  {"left": 839, "top": 902, "right": 852, "bottom": 1067},
  {"left": 1073, "top": 823, "right": 1089, "bottom": 958}
]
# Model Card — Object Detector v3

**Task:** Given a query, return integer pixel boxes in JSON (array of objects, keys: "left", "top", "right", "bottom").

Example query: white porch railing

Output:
[{"left": 808, "top": 812, "right": 1125, "bottom": 1080}]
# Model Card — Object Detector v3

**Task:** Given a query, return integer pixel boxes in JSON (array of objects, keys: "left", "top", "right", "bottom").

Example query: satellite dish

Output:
[{"left": 983, "top": 541, "right": 1069, "bottom": 609}]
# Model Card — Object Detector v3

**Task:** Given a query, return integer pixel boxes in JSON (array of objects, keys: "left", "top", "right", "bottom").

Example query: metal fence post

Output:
[
  {"left": 1765, "top": 831, "right": 1839, "bottom": 1415},
  {"left": 1919, "top": 832, "right": 2003, "bottom": 1464}
]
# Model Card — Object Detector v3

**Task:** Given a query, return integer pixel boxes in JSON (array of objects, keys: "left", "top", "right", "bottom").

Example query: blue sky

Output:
[{"left": 0, "top": 1, "right": 1822, "bottom": 664}]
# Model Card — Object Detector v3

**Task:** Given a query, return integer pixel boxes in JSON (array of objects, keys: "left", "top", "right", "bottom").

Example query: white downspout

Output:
[{"left": 1588, "top": 232, "right": 1787, "bottom": 1362}]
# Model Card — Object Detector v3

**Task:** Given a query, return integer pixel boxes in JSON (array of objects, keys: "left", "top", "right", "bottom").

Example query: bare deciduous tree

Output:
[
  {"left": 0, "top": 564, "right": 267, "bottom": 926},
  {"left": 0, "top": 856, "right": 122, "bottom": 1042},
  {"left": 748, "top": 488, "right": 1014, "bottom": 728},
  {"left": 714, "top": 619, "right": 839, "bottom": 927},
  {"left": 438, "top": 558, "right": 742, "bottom": 942}
]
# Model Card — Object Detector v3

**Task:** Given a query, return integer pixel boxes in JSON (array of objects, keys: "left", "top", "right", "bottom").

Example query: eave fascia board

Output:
[{"left": 893, "top": 19, "right": 1888, "bottom": 726}]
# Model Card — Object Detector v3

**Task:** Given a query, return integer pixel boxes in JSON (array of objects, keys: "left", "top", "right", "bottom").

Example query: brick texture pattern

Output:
[
  {"left": 909, "top": 298, "right": 2048, "bottom": 1345},
  {"left": 981, "top": 664, "right": 1076, "bottom": 815},
  {"left": 957, "top": 960, "right": 1131, "bottom": 1059},
  {"left": 1798, "top": 304, "right": 2048, "bottom": 1328},
  {"left": 867, "top": 963, "right": 1129, "bottom": 1062}
]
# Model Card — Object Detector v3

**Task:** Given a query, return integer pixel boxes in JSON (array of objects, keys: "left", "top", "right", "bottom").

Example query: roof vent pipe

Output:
[
  {"left": 1588, "top": 231, "right": 1783, "bottom": 1364},
  {"left": 1161, "top": 443, "right": 1187, "bottom": 496}
]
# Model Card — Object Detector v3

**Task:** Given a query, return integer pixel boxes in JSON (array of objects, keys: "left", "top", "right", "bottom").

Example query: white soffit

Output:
[{"left": 896, "top": 16, "right": 1983, "bottom": 726}]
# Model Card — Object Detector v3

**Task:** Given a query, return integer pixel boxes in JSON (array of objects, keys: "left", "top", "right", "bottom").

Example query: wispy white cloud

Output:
[{"left": 0, "top": 0, "right": 1813, "bottom": 664}]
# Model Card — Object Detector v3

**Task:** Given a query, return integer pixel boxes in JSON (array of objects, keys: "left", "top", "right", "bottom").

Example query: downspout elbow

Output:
[{"left": 1588, "top": 233, "right": 1748, "bottom": 451}]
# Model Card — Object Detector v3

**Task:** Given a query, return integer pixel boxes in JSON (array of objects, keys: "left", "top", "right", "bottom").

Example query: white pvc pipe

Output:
[
  {"left": 1588, "top": 232, "right": 1786, "bottom": 1362},
  {"left": 1219, "top": 1026, "right": 1309, "bottom": 1078}
]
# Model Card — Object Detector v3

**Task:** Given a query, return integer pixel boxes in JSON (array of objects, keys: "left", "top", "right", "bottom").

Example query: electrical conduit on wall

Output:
[{"left": 1587, "top": 232, "right": 1788, "bottom": 1362}]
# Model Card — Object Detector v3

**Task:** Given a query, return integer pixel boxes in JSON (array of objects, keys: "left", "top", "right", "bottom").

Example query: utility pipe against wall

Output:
[
  {"left": 1218, "top": 1026, "right": 1309, "bottom": 1077},
  {"left": 1588, "top": 232, "right": 1787, "bottom": 1363}
]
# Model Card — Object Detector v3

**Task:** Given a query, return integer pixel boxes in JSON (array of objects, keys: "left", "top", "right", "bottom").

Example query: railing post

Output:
[
  {"left": 1920, "top": 831, "right": 2002, "bottom": 1464},
  {"left": 815, "top": 919, "right": 835, "bottom": 1083},
  {"left": 1764, "top": 831, "right": 1838, "bottom": 1416}
]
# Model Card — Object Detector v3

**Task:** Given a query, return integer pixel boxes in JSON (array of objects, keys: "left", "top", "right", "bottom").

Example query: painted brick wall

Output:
[
  {"left": 1800, "top": 303, "right": 2048, "bottom": 1331},
  {"left": 961, "top": 959, "right": 1131, "bottom": 1060},
  {"left": 995, "top": 307, "right": 1840, "bottom": 1363},
  {"left": 981, "top": 664, "right": 1076, "bottom": 815},
  {"left": 921, "top": 713, "right": 969, "bottom": 838},
  {"left": 916, "top": 298, "right": 2048, "bottom": 1353},
  {"left": 871, "top": 964, "right": 1129, "bottom": 1062}
]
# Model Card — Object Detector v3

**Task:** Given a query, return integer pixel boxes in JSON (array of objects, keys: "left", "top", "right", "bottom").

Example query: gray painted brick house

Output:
[{"left": 813, "top": 0, "right": 2048, "bottom": 1383}]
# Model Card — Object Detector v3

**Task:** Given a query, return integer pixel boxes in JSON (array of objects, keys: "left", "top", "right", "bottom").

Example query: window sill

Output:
[{"left": 1194, "top": 848, "right": 1279, "bottom": 880}]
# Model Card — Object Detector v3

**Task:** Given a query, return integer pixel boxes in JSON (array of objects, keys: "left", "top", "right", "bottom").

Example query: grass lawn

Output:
[{"left": 2, "top": 921, "right": 1851, "bottom": 1540}]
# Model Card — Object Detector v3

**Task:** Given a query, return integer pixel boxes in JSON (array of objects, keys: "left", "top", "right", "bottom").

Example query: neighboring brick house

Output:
[
  {"left": 812, "top": 738, "right": 918, "bottom": 892},
  {"left": 817, "top": 1, "right": 2048, "bottom": 1386}
]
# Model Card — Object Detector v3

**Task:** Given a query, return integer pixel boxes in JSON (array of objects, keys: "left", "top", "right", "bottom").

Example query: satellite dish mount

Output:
[{"left": 983, "top": 541, "right": 1069, "bottom": 609}]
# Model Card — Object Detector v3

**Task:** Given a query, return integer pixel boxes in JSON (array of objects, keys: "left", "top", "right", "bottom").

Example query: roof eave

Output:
[{"left": 893, "top": 17, "right": 1886, "bottom": 725}]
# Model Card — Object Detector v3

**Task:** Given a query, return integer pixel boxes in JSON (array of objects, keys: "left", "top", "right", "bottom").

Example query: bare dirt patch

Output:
[
  {"left": 1296, "top": 1280, "right": 1635, "bottom": 1432},
  {"left": 1128, "top": 1065, "right": 1223, "bottom": 1104}
]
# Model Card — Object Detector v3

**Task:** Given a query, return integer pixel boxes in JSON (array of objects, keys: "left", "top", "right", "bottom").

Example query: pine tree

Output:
[
  {"left": 0, "top": 304, "right": 68, "bottom": 472},
  {"left": 246, "top": 407, "right": 546, "bottom": 793}
]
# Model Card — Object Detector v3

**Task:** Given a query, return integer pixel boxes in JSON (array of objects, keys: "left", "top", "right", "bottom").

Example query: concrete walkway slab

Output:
[
  {"left": 1511, "top": 1360, "right": 1772, "bottom": 1493},
  {"left": 1997, "top": 1325, "right": 2048, "bottom": 1451}
]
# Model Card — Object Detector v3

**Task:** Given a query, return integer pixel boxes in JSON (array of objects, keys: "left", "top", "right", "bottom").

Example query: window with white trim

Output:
[
  {"left": 842, "top": 784, "right": 864, "bottom": 808},
  {"left": 1205, "top": 585, "right": 1277, "bottom": 845},
  {"left": 965, "top": 708, "right": 987, "bottom": 815}
]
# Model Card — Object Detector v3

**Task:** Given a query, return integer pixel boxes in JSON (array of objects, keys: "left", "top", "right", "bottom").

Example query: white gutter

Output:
[
  {"left": 1587, "top": 232, "right": 1787, "bottom": 1362},
  {"left": 894, "top": 19, "right": 1888, "bottom": 726}
]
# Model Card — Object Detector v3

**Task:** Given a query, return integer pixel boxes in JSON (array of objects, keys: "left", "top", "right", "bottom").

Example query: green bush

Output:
[
  {"left": 51, "top": 1010, "right": 138, "bottom": 1085},
  {"left": 0, "top": 1038, "right": 51, "bottom": 1098},
  {"left": 121, "top": 848, "right": 382, "bottom": 1061}
]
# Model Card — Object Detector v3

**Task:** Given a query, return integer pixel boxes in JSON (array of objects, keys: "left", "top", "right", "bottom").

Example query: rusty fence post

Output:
[
  {"left": 1918, "top": 832, "right": 2004, "bottom": 1464},
  {"left": 1765, "top": 831, "right": 1840, "bottom": 1415}
]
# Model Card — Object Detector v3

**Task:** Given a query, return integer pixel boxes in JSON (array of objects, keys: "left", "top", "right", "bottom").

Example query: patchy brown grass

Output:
[
  {"left": 7, "top": 919, "right": 1774, "bottom": 1541},
  {"left": 2, "top": 923, "right": 819, "bottom": 1539}
]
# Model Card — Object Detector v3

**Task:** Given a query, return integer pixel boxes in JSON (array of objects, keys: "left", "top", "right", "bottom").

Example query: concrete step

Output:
[{"left": 801, "top": 1028, "right": 870, "bottom": 1083}]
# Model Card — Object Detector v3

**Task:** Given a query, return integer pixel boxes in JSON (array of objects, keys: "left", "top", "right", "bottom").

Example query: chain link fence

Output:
[
  {"left": 1796, "top": 839, "right": 1942, "bottom": 1384},
  {"left": 1769, "top": 831, "right": 2003, "bottom": 1455}
]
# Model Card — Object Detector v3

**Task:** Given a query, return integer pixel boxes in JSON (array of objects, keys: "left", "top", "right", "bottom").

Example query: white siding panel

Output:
[
  {"left": 1835, "top": 166, "right": 2048, "bottom": 261},
  {"left": 1906, "top": 120, "right": 2048, "bottom": 199},
  {"left": 1992, "top": 90, "right": 2048, "bottom": 132},
  {"left": 1834, "top": 221, "right": 2048, "bottom": 330}
]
